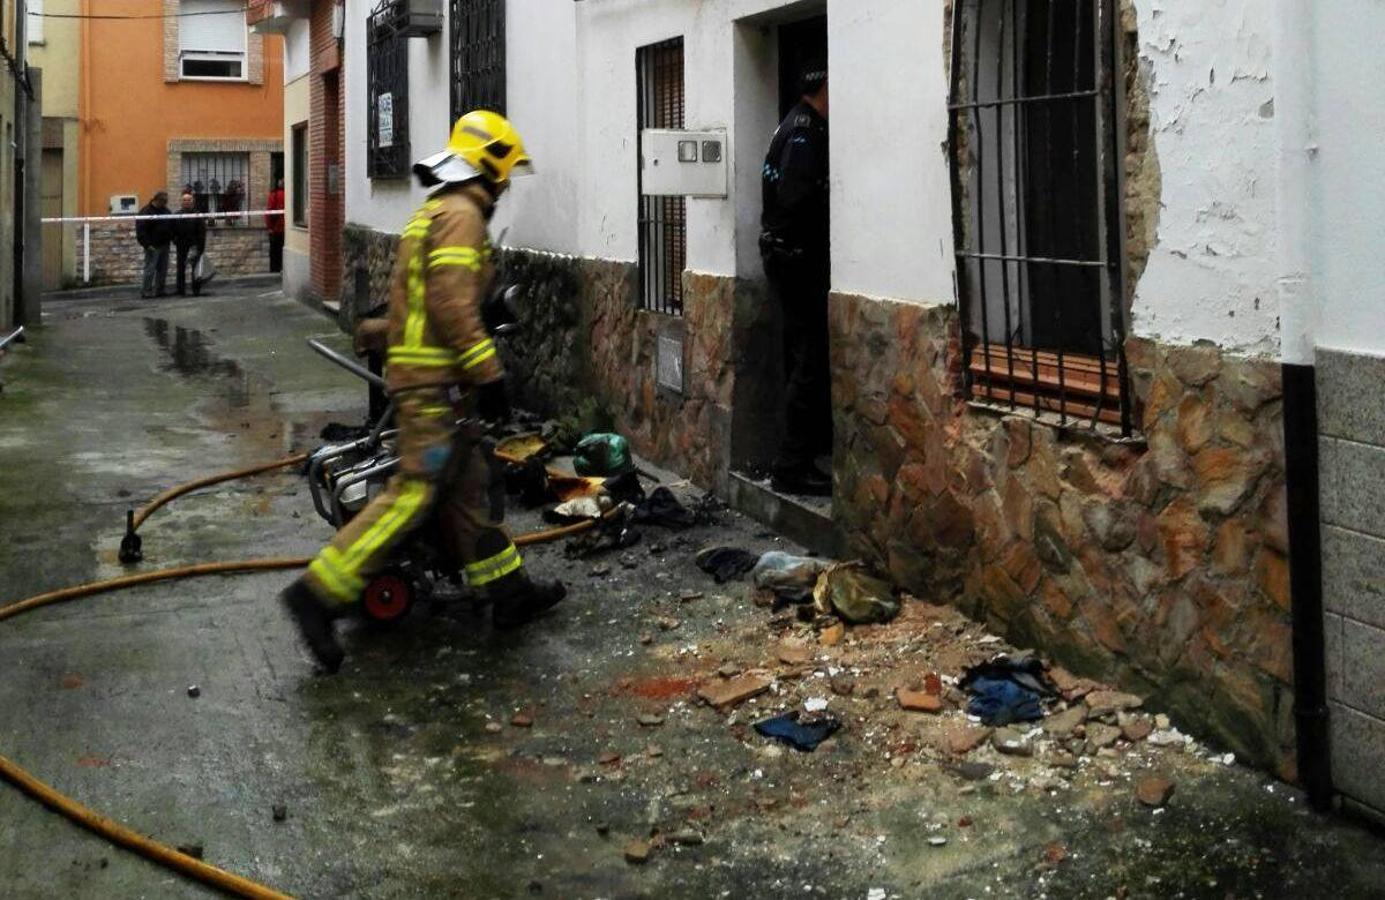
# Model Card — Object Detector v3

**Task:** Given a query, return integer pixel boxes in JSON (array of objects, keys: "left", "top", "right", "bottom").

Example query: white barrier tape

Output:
[{"left": 41, "top": 210, "right": 286, "bottom": 224}]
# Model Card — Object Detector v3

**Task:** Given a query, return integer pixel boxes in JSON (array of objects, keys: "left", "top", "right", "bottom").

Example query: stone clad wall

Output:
[
  {"left": 829, "top": 292, "right": 1293, "bottom": 773},
  {"left": 84, "top": 222, "right": 273, "bottom": 287},
  {"left": 502, "top": 253, "right": 737, "bottom": 493},
  {"left": 337, "top": 236, "right": 739, "bottom": 491}
]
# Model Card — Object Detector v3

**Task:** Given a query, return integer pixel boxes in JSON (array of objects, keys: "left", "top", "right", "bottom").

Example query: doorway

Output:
[
  {"left": 728, "top": 7, "right": 834, "bottom": 516},
  {"left": 778, "top": 16, "right": 827, "bottom": 119},
  {"left": 40, "top": 149, "right": 63, "bottom": 291}
]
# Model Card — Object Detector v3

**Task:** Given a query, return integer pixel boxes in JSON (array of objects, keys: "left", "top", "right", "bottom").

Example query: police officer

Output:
[
  {"left": 279, "top": 111, "right": 566, "bottom": 673},
  {"left": 761, "top": 62, "right": 831, "bottom": 496}
]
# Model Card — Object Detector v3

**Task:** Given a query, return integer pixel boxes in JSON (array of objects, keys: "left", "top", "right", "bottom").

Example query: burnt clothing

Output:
[
  {"left": 136, "top": 204, "right": 173, "bottom": 249},
  {"left": 761, "top": 100, "right": 830, "bottom": 261}
]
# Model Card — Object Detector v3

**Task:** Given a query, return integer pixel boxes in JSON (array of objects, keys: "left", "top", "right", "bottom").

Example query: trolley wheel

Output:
[{"left": 362, "top": 574, "right": 414, "bottom": 626}]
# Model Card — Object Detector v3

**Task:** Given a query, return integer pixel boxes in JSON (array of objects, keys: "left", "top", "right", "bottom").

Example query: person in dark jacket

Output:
[
  {"left": 761, "top": 63, "right": 831, "bottom": 496},
  {"left": 172, "top": 191, "right": 207, "bottom": 296},
  {"left": 136, "top": 192, "right": 173, "bottom": 298}
]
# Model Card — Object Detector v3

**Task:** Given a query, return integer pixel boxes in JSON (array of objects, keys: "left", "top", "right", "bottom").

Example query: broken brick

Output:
[
  {"left": 896, "top": 688, "right": 944, "bottom": 713},
  {"left": 623, "top": 840, "right": 652, "bottom": 864},
  {"left": 1121, "top": 718, "right": 1153, "bottom": 742},
  {"left": 1085, "top": 690, "right": 1144, "bottom": 719},
  {"left": 1135, "top": 776, "right": 1175, "bottom": 808},
  {"left": 947, "top": 725, "right": 991, "bottom": 755},
  {"left": 697, "top": 675, "right": 771, "bottom": 709},
  {"left": 820, "top": 622, "right": 845, "bottom": 647}
]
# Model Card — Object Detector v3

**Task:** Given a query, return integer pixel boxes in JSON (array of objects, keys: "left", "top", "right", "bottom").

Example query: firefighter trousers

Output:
[{"left": 305, "top": 387, "right": 524, "bottom": 605}]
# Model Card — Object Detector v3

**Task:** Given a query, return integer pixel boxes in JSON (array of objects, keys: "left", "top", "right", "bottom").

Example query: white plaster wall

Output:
[
  {"left": 283, "top": 18, "right": 309, "bottom": 84},
  {"left": 1128, "top": 0, "right": 1281, "bottom": 355},
  {"left": 496, "top": 2, "right": 580, "bottom": 254},
  {"left": 1307, "top": 0, "right": 1385, "bottom": 357},
  {"left": 346, "top": 0, "right": 827, "bottom": 273},
  {"left": 827, "top": 0, "right": 955, "bottom": 305},
  {"left": 343, "top": 0, "right": 452, "bottom": 236}
]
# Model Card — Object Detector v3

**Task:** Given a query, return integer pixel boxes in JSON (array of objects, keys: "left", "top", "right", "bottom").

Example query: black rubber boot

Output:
[
  {"left": 492, "top": 577, "right": 567, "bottom": 630},
  {"left": 279, "top": 580, "right": 345, "bottom": 673}
]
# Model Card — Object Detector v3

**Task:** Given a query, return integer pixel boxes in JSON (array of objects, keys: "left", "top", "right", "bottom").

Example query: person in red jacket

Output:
[{"left": 266, "top": 179, "right": 286, "bottom": 273}]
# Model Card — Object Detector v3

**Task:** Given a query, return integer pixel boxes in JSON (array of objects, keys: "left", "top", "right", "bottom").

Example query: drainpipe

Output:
[{"left": 1274, "top": 0, "right": 1332, "bottom": 813}]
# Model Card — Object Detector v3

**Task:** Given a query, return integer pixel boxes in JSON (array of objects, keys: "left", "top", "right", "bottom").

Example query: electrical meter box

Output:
[{"left": 640, "top": 129, "right": 728, "bottom": 198}]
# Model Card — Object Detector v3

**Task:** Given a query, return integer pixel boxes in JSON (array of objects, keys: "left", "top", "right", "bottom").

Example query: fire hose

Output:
[{"left": 0, "top": 458, "right": 612, "bottom": 898}]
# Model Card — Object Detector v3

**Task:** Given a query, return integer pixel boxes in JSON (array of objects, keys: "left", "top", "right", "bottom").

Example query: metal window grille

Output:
[
  {"left": 367, "top": 0, "right": 411, "bottom": 179},
  {"left": 636, "top": 38, "right": 687, "bottom": 316},
  {"left": 180, "top": 152, "right": 250, "bottom": 219},
  {"left": 948, "top": 0, "right": 1133, "bottom": 435},
  {"left": 450, "top": 0, "right": 506, "bottom": 119}
]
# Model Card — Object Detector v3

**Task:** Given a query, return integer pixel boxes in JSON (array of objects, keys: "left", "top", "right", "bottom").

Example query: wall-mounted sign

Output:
[{"left": 378, "top": 92, "right": 394, "bottom": 149}]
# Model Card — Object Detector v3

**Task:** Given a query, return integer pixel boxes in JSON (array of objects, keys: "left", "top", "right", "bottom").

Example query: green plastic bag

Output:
[{"left": 573, "top": 433, "right": 634, "bottom": 476}]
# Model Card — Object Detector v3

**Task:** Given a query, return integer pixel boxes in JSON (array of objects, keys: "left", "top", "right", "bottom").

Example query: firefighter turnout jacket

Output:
[{"left": 384, "top": 182, "right": 503, "bottom": 394}]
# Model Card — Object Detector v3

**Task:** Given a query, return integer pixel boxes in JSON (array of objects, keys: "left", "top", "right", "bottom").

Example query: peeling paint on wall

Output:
[{"left": 1127, "top": 0, "right": 1280, "bottom": 355}]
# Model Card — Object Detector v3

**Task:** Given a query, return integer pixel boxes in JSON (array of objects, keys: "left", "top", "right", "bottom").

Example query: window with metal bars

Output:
[
  {"left": 180, "top": 152, "right": 249, "bottom": 220},
  {"left": 636, "top": 38, "right": 687, "bottom": 316},
  {"left": 450, "top": 0, "right": 506, "bottom": 119},
  {"left": 367, "top": 0, "right": 411, "bottom": 179},
  {"left": 948, "top": 0, "right": 1133, "bottom": 435}
]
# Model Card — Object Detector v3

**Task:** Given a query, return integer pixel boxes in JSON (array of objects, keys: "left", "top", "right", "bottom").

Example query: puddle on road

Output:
[
  {"left": 139, "top": 316, "right": 308, "bottom": 462},
  {"left": 143, "top": 317, "right": 250, "bottom": 408}
]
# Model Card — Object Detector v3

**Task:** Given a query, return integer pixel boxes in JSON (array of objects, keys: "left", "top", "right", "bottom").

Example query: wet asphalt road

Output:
[{"left": 2, "top": 283, "right": 1384, "bottom": 900}]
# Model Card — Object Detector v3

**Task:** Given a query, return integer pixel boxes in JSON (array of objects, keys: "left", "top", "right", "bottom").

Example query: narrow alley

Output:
[{"left": 1, "top": 285, "right": 1381, "bottom": 899}]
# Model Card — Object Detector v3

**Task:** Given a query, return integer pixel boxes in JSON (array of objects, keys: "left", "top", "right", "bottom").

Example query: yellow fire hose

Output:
[
  {"left": 0, "top": 459, "right": 613, "bottom": 898},
  {"left": 132, "top": 454, "right": 312, "bottom": 533}
]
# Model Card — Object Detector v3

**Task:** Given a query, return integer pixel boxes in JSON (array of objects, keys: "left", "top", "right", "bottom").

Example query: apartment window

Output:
[
  {"left": 450, "top": 0, "right": 505, "bottom": 120},
  {"left": 949, "top": 0, "right": 1133, "bottom": 434},
  {"left": 367, "top": 0, "right": 411, "bottom": 178},
  {"left": 181, "top": 152, "right": 250, "bottom": 220},
  {"left": 291, "top": 123, "right": 309, "bottom": 228},
  {"left": 179, "top": 0, "right": 247, "bottom": 80},
  {"left": 636, "top": 38, "right": 686, "bottom": 316}
]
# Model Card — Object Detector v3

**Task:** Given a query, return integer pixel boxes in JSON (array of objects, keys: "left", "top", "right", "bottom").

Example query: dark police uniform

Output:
[{"left": 761, "top": 99, "right": 831, "bottom": 481}]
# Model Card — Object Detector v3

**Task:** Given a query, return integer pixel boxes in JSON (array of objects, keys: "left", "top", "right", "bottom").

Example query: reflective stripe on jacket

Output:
[{"left": 383, "top": 183, "right": 503, "bottom": 393}]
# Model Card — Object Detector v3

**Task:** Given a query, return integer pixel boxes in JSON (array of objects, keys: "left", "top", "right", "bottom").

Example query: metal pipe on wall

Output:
[{"left": 1273, "top": 0, "right": 1333, "bottom": 814}]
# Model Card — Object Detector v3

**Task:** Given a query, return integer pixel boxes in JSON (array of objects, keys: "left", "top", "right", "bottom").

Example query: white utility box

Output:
[
  {"left": 641, "top": 129, "right": 728, "bottom": 198},
  {"left": 109, "top": 194, "right": 138, "bottom": 215}
]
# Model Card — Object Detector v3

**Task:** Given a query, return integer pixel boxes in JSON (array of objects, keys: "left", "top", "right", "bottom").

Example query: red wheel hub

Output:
[{"left": 362, "top": 574, "right": 412, "bottom": 622}]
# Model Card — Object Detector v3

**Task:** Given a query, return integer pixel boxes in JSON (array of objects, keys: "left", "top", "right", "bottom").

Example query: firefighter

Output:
[
  {"left": 279, "top": 110, "right": 565, "bottom": 673},
  {"left": 761, "top": 62, "right": 832, "bottom": 496}
]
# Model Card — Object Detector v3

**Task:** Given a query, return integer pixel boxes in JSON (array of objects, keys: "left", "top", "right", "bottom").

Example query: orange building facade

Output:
[{"left": 80, "top": 0, "right": 284, "bottom": 218}]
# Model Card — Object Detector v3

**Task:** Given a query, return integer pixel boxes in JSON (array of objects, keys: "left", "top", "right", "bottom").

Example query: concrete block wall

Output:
[{"left": 1318, "top": 347, "right": 1385, "bottom": 820}]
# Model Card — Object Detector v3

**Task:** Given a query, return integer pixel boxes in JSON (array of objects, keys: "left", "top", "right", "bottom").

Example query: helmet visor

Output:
[
  {"left": 511, "top": 158, "right": 535, "bottom": 178},
  {"left": 412, "top": 151, "right": 481, "bottom": 187}
]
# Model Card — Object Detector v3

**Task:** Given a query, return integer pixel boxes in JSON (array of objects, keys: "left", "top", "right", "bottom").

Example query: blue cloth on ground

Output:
[
  {"left": 753, "top": 713, "right": 841, "bottom": 752},
  {"left": 966, "top": 676, "right": 1044, "bottom": 726}
]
